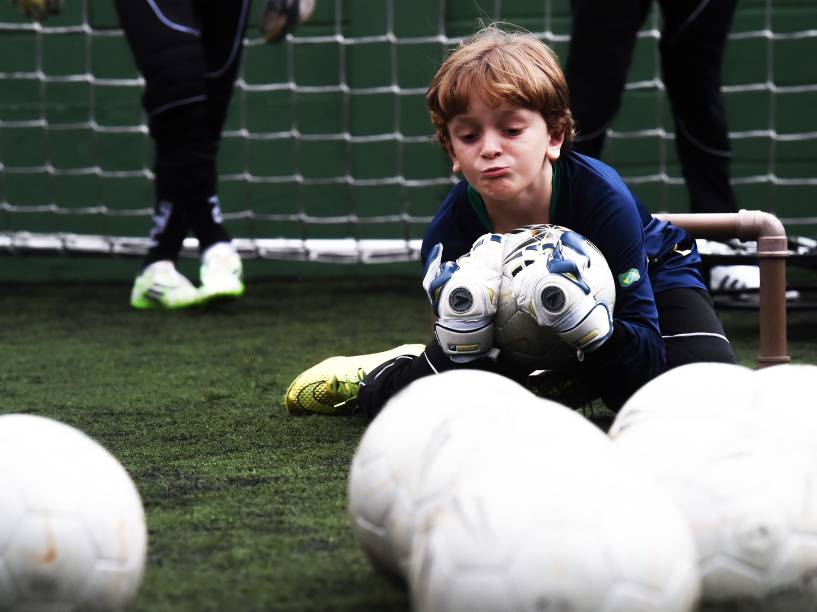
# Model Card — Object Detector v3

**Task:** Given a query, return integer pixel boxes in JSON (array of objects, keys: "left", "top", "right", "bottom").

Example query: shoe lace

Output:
[{"left": 327, "top": 368, "right": 366, "bottom": 411}]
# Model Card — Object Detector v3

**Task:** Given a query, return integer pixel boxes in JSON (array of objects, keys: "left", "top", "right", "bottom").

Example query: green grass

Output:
[{"left": 0, "top": 276, "right": 816, "bottom": 611}]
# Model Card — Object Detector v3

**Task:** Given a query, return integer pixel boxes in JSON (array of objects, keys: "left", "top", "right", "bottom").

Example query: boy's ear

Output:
[
  {"left": 546, "top": 129, "right": 565, "bottom": 162},
  {"left": 447, "top": 144, "right": 460, "bottom": 174}
]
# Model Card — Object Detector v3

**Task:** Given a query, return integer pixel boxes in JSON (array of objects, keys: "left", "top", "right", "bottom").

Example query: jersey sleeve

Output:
[{"left": 581, "top": 190, "right": 666, "bottom": 411}]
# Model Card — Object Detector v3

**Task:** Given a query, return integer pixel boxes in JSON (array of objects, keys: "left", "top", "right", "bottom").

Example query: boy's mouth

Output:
[{"left": 481, "top": 166, "right": 509, "bottom": 178}]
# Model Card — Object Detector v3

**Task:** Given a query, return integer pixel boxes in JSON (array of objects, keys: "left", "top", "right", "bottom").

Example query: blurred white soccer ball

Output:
[
  {"left": 609, "top": 362, "right": 755, "bottom": 436},
  {"left": 610, "top": 363, "right": 817, "bottom": 601},
  {"left": 347, "top": 368, "right": 618, "bottom": 582},
  {"left": 0, "top": 414, "right": 147, "bottom": 611},
  {"left": 347, "top": 370, "right": 539, "bottom": 580},
  {"left": 409, "top": 435, "right": 700, "bottom": 612},
  {"left": 752, "top": 364, "right": 817, "bottom": 446},
  {"left": 494, "top": 225, "right": 615, "bottom": 370}
]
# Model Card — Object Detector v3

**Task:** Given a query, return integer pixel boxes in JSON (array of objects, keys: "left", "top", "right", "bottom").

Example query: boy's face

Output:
[{"left": 447, "top": 95, "right": 563, "bottom": 204}]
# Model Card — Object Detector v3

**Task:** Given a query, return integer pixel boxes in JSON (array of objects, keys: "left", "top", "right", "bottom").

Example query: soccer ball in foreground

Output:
[
  {"left": 347, "top": 369, "right": 614, "bottom": 582},
  {"left": 347, "top": 370, "right": 542, "bottom": 580},
  {"left": 409, "top": 430, "right": 700, "bottom": 612},
  {"left": 752, "top": 364, "right": 817, "bottom": 451},
  {"left": 494, "top": 224, "right": 615, "bottom": 371},
  {"left": 0, "top": 414, "right": 147, "bottom": 611},
  {"left": 608, "top": 362, "right": 755, "bottom": 435},
  {"left": 610, "top": 363, "right": 817, "bottom": 601}
]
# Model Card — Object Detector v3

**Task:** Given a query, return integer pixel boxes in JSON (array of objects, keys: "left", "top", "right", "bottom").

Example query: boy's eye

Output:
[
  {"left": 457, "top": 132, "right": 479, "bottom": 143},
  {"left": 503, "top": 127, "right": 523, "bottom": 136}
]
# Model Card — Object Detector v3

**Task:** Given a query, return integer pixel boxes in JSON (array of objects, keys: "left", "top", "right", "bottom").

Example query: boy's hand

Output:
[
  {"left": 11, "top": 0, "right": 62, "bottom": 20},
  {"left": 259, "top": 0, "right": 315, "bottom": 43},
  {"left": 422, "top": 233, "right": 505, "bottom": 361},
  {"left": 512, "top": 240, "right": 613, "bottom": 354}
]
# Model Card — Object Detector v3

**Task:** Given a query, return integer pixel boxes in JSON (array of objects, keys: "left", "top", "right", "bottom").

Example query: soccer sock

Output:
[
  {"left": 143, "top": 200, "right": 187, "bottom": 267},
  {"left": 150, "top": 102, "right": 231, "bottom": 256},
  {"left": 185, "top": 194, "right": 231, "bottom": 252}
]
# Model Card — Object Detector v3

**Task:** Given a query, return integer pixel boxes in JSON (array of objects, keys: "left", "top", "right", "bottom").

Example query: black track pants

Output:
[
  {"left": 114, "top": 0, "right": 249, "bottom": 261},
  {"left": 566, "top": 0, "right": 739, "bottom": 214}
]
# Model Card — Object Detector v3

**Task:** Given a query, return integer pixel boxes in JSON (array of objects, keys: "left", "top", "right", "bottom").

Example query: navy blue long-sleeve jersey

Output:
[{"left": 421, "top": 151, "right": 706, "bottom": 408}]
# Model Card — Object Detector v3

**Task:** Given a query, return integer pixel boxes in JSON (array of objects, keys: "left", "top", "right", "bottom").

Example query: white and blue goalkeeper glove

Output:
[
  {"left": 422, "top": 233, "right": 505, "bottom": 362},
  {"left": 11, "top": 0, "right": 62, "bottom": 20},
  {"left": 512, "top": 238, "right": 613, "bottom": 355}
]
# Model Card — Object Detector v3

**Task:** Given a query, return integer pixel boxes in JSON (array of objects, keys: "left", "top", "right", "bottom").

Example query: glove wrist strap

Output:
[
  {"left": 434, "top": 318, "right": 494, "bottom": 358},
  {"left": 557, "top": 302, "right": 613, "bottom": 351}
]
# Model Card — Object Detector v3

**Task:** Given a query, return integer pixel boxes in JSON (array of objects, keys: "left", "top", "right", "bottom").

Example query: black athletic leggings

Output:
[
  {"left": 358, "top": 287, "right": 736, "bottom": 417},
  {"left": 566, "top": 0, "right": 738, "bottom": 214},
  {"left": 114, "top": 0, "right": 249, "bottom": 260}
]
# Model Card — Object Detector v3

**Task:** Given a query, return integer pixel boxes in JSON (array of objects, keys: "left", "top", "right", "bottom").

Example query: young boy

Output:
[{"left": 285, "top": 25, "right": 735, "bottom": 416}]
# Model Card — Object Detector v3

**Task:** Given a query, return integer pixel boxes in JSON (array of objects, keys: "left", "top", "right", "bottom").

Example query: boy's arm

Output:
[
  {"left": 580, "top": 198, "right": 667, "bottom": 410},
  {"left": 582, "top": 275, "right": 666, "bottom": 409}
]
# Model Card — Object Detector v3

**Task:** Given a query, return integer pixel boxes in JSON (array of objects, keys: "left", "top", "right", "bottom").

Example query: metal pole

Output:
[{"left": 655, "top": 210, "right": 790, "bottom": 368}]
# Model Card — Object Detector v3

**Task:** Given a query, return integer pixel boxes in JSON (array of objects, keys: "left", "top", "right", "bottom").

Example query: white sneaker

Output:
[
  {"left": 130, "top": 261, "right": 201, "bottom": 310},
  {"left": 710, "top": 264, "right": 799, "bottom": 302},
  {"left": 199, "top": 242, "right": 245, "bottom": 303},
  {"left": 710, "top": 264, "right": 760, "bottom": 293}
]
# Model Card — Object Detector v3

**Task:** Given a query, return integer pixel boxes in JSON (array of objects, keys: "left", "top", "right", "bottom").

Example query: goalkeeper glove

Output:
[
  {"left": 11, "top": 0, "right": 62, "bottom": 20},
  {"left": 422, "top": 233, "right": 505, "bottom": 362},
  {"left": 512, "top": 239, "right": 613, "bottom": 355},
  {"left": 259, "top": 0, "right": 316, "bottom": 43}
]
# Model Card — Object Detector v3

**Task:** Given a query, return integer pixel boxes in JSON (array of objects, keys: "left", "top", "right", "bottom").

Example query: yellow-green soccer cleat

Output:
[
  {"left": 285, "top": 344, "right": 426, "bottom": 415},
  {"left": 130, "top": 260, "right": 201, "bottom": 310}
]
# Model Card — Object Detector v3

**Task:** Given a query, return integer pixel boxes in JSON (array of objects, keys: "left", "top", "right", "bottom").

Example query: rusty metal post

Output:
[{"left": 654, "top": 210, "right": 790, "bottom": 368}]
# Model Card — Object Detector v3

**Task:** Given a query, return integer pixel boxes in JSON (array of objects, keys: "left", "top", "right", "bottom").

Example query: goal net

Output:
[{"left": 0, "top": 0, "right": 815, "bottom": 263}]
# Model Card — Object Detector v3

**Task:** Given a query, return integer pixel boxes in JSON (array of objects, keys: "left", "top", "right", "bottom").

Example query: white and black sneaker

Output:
[
  {"left": 198, "top": 242, "right": 245, "bottom": 304},
  {"left": 130, "top": 261, "right": 201, "bottom": 310}
]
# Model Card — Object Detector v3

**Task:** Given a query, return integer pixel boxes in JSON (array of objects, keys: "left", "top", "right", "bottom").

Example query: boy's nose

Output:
[{"left": 480, "top": 133, "right": 502, "bottom": 158}]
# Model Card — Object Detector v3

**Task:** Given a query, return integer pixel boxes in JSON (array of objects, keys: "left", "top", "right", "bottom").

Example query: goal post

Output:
[{"left": 0, "top": 0, "right": 815, "bottom": 264}]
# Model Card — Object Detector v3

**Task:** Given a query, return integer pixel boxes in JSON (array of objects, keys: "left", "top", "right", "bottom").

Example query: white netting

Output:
[{"left": 0, "top": 0, "right": 815, "bottom": 262}]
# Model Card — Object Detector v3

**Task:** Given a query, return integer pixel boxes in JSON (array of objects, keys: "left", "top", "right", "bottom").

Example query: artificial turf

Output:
[{"left": 0, "top": 275, "right": 815, "bottom": 611}]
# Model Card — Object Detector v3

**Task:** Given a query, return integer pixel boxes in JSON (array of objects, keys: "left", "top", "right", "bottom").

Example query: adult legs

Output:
[
  {"left": 114, "top": 0, "right": 248, "bottom": 265},
  {"left": 658, "top": 0, "right": 739, "bottom": 214},
  {"left": 196, "top": 0, "right": 250, "bottom": 143},
  {"left": 566, "top": 0, "right": 652, "bottom": 157}
]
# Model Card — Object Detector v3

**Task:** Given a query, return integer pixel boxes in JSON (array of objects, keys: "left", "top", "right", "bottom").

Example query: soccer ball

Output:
[
  {"left": 610, "top": 363, "right": 817, "bottom": 601},
  {"left": 746, "top": 364, "right": 817, "bottom": 600},
  {"left": 493, "top": 224, "right": 615, "bottom": 371},
  {"left": 347, "top": 370, "right": 541, "bottom": 580},
  {"left": 347, "top": 369, "right": 613, "bottom": 581},
  {"left": 409, "top": 427, "right": 700, "bottom": 612},
  {"left": 0, "top": 414, "right": 147, "bottom": 611},
  {"left": 752, "top": 364, "right": 817, "bottom": 447},
  {"left": 609, "top": 362, "right": 755, "bottom": 435}
]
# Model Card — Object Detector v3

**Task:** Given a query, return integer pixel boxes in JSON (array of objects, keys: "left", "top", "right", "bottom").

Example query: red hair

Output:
[{"left": 427, "top": 25, "right": 575, "bottom": 153}]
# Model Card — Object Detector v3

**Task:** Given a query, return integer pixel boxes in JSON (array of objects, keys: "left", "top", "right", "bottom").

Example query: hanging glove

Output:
[
  {"left": 259, "top": 0, "right": 316, "bottom": 43},
  {"left": 11, "top": 0, "right": 62, "bottom": 21}
]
